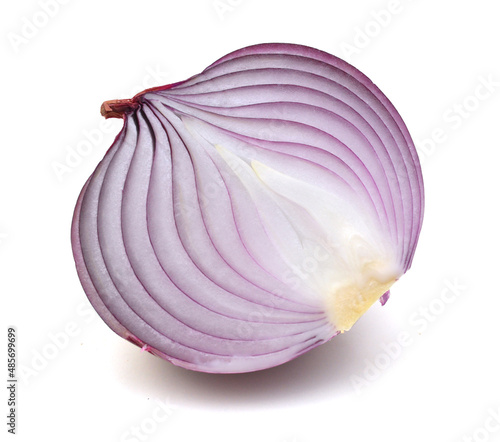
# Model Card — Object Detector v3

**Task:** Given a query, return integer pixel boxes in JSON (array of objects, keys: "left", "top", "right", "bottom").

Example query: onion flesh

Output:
[{"left": 71, "top": 43, "right": 424, "bottom": 373}]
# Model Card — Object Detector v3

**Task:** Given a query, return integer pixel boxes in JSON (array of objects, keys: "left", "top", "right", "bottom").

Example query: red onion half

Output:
[{"left": 71, "top": 43, "right": 424, "bottom": 373}]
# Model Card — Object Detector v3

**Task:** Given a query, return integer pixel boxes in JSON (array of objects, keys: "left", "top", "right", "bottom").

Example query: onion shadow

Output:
[{"left": 112, "top": 306, "right": 397, "bottom": 409}]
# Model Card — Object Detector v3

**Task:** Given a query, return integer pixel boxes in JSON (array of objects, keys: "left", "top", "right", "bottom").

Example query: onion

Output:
[{"left": 71, "top": 43, "right": 424, "bottom": 373}]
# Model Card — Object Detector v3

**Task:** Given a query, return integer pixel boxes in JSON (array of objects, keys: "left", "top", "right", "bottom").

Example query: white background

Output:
[{"left": 2, "top": 0, "right": 500, "bottom": 441}]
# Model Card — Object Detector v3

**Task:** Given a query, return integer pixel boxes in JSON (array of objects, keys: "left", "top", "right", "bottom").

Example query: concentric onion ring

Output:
[{"left": 72, "top": 43, "right": 424, "bottom": 373}]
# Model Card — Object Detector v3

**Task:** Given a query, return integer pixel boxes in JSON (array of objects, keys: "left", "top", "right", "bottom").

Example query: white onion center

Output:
[{"left": 203, "top": 128, "right": 400, "bottom": 331}]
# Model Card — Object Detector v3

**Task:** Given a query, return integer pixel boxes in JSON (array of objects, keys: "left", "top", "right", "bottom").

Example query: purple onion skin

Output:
[{"left": 72, "top": 43, "right": 423, "bottom": 374}]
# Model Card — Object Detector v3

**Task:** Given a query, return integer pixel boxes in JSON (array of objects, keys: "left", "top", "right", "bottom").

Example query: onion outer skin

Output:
[{"left": 71, "top": 43, "right": 424, "bottom": 373}]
